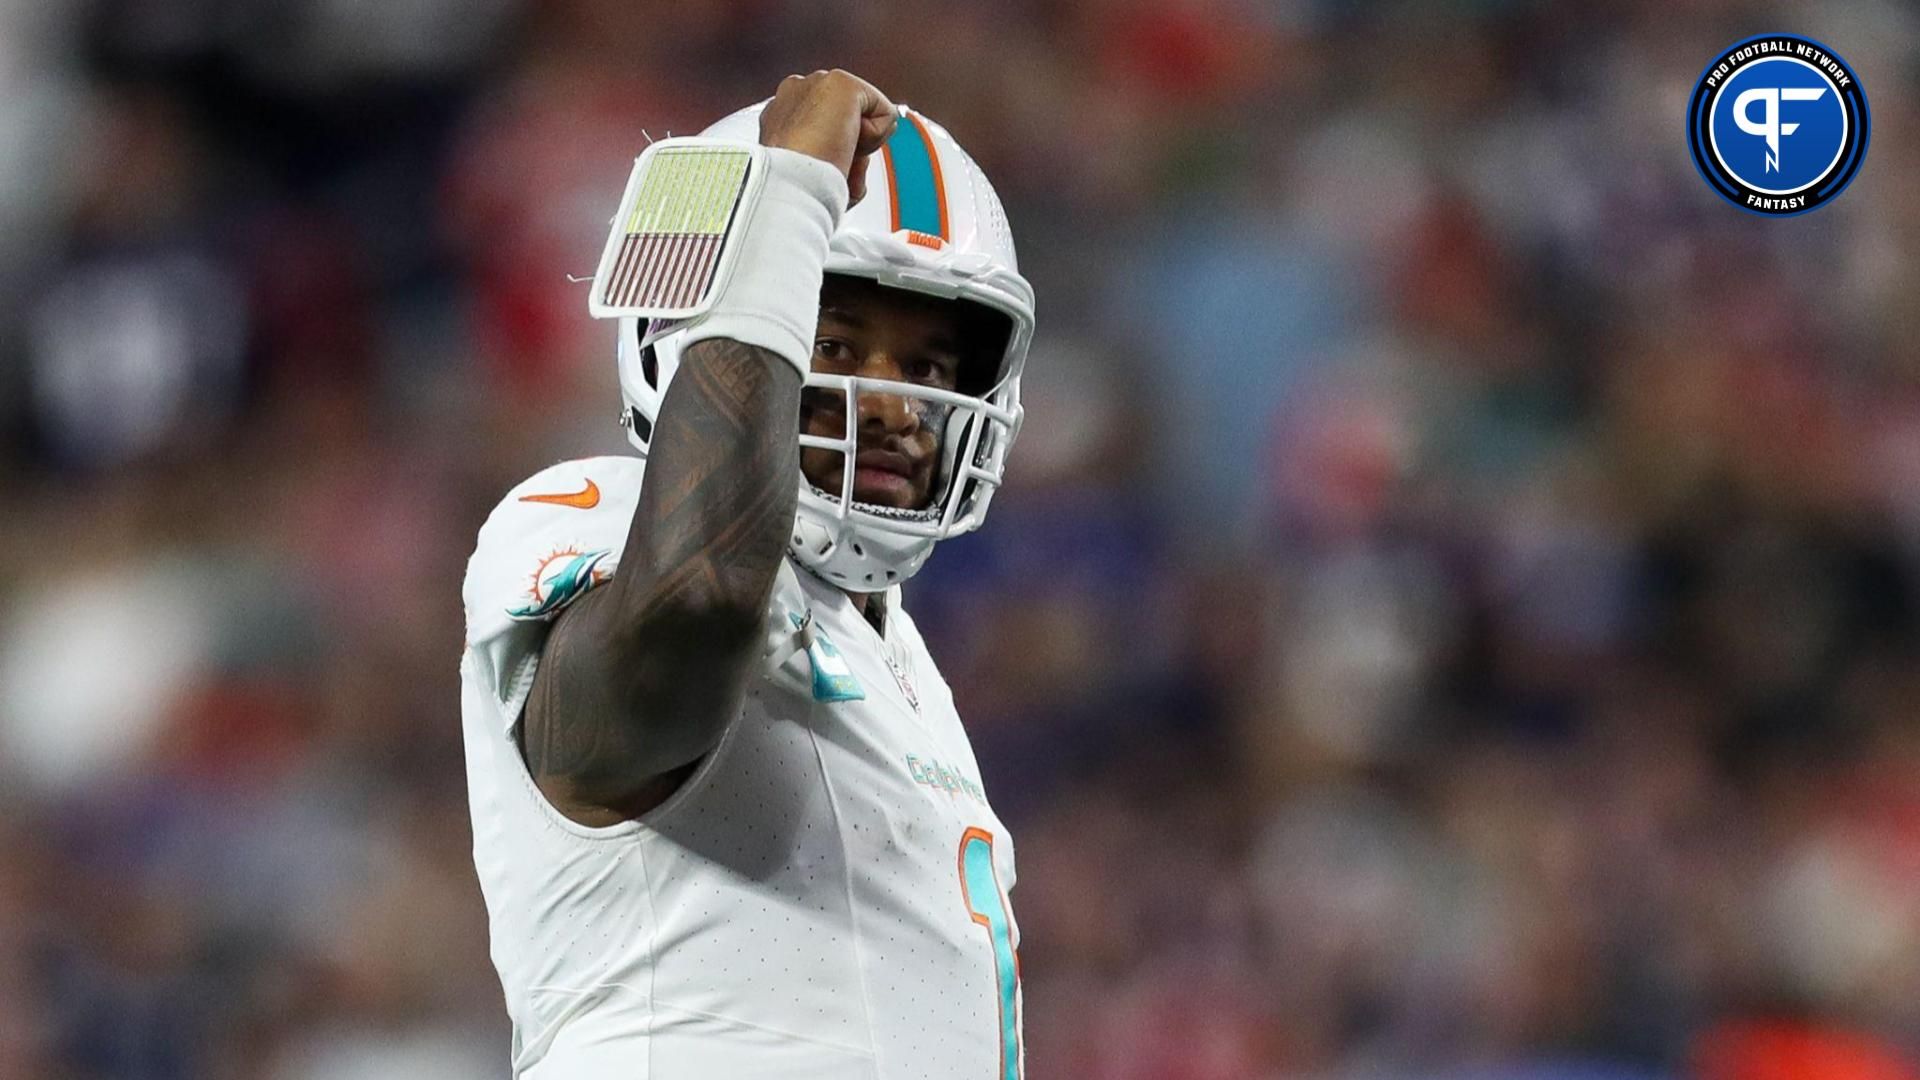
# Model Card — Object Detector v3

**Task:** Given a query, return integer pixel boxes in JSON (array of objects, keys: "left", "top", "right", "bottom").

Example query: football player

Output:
[{"left": 459, "top": 71, "right": 1033, "bottom": 1078}]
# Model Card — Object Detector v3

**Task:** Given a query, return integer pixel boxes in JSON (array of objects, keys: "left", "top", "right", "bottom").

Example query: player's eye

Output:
[
  {"left": 813, "top": 338, "right": 854, "bottom": 366},
  {"left": 906, "top": 355, "right": 956, "bottom": 388}
]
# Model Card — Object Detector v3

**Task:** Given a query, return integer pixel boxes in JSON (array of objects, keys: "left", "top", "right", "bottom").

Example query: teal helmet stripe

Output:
[{"left": 884, "top": 111, "right": 947, "bottom": 238}]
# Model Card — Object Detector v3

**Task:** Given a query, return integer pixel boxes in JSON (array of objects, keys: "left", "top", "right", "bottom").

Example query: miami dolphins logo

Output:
[{"left": 508, "top": 547, "right": 612, "bottom": 620}]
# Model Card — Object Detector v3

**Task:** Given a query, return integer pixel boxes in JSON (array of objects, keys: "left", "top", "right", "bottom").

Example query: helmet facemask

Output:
[{"left": 787, "top": 288, "right": 1023, "bottom": 589}]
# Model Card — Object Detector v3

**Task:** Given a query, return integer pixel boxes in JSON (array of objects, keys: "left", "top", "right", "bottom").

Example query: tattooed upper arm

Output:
[{"left": 520, "top": 338, "right": 801, "bottom": 823}]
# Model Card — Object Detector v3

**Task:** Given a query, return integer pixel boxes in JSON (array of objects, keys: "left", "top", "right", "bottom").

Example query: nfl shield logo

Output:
[{"left": 884, "top": 651, "right": 921, "bottom": 714}]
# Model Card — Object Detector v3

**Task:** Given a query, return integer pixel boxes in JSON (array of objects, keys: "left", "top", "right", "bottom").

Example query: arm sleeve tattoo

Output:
[{"left": 520, "top": 338, "right": 801, "bottom": 816}]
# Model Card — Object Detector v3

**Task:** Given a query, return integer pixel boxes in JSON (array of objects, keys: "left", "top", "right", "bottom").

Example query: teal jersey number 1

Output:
[{"left": 959, "top": 827, "right": 1021, "bottom": 1079}]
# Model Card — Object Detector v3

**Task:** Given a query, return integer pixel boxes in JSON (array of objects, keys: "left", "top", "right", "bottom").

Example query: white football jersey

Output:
[{"left": 459, "top": 456, "right": 1023, "bottom": 1080}]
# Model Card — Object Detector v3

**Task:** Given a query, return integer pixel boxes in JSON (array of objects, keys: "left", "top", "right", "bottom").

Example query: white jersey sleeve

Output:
[{"left": 461, "top": 455, "right": 646, "bottom": 734}]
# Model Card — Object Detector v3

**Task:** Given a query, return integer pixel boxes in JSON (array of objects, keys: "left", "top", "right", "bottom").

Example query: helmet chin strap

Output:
[{"left": 785, "top": 549, "right": 891, "bottom": 633}]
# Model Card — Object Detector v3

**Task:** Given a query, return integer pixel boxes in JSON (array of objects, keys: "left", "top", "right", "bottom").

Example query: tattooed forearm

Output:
[
  {"left": 521, "top": 339, "right": 801, "bottom": 815},
  {"left": 613, "top": 339, "right": 802, "bottom": 623}
]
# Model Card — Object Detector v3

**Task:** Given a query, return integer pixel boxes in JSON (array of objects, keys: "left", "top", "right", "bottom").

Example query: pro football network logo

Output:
[{"left": 1686, "top": 35, "right": 1869, "bottom": 215}]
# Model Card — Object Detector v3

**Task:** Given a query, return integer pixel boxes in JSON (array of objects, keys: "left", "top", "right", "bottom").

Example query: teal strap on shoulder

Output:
[{"left": 790, "top": 612, "right": 864, "bottom": 702}]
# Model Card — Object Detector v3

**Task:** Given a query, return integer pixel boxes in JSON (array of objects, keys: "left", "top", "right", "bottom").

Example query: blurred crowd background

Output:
[{"left": 2, "top": 0, "right": 1919, "bottom": 1077}]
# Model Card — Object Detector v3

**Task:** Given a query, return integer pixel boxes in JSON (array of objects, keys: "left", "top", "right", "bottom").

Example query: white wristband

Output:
[{"left": 673, "top": 147, "right": 848, "bottom": 378}]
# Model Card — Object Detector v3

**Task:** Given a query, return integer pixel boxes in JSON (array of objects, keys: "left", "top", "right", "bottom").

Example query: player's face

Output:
[{"left": 800, "top": 276, "right": 988, "bottom": 511}]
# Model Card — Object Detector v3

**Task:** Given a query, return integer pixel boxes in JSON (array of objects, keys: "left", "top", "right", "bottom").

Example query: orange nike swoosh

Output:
[{"left": 519, "top": 479, "right": 600, "bottom": 509}]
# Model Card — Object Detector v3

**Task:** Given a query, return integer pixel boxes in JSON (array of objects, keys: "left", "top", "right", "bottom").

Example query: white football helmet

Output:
[{"left": 607, "top": 102, "right": 1033, "bottom": 590}]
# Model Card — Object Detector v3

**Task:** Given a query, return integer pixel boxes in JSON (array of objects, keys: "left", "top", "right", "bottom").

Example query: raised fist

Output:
[{"left": 758, "top": 70, "right": 897, "bottom": 206}]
